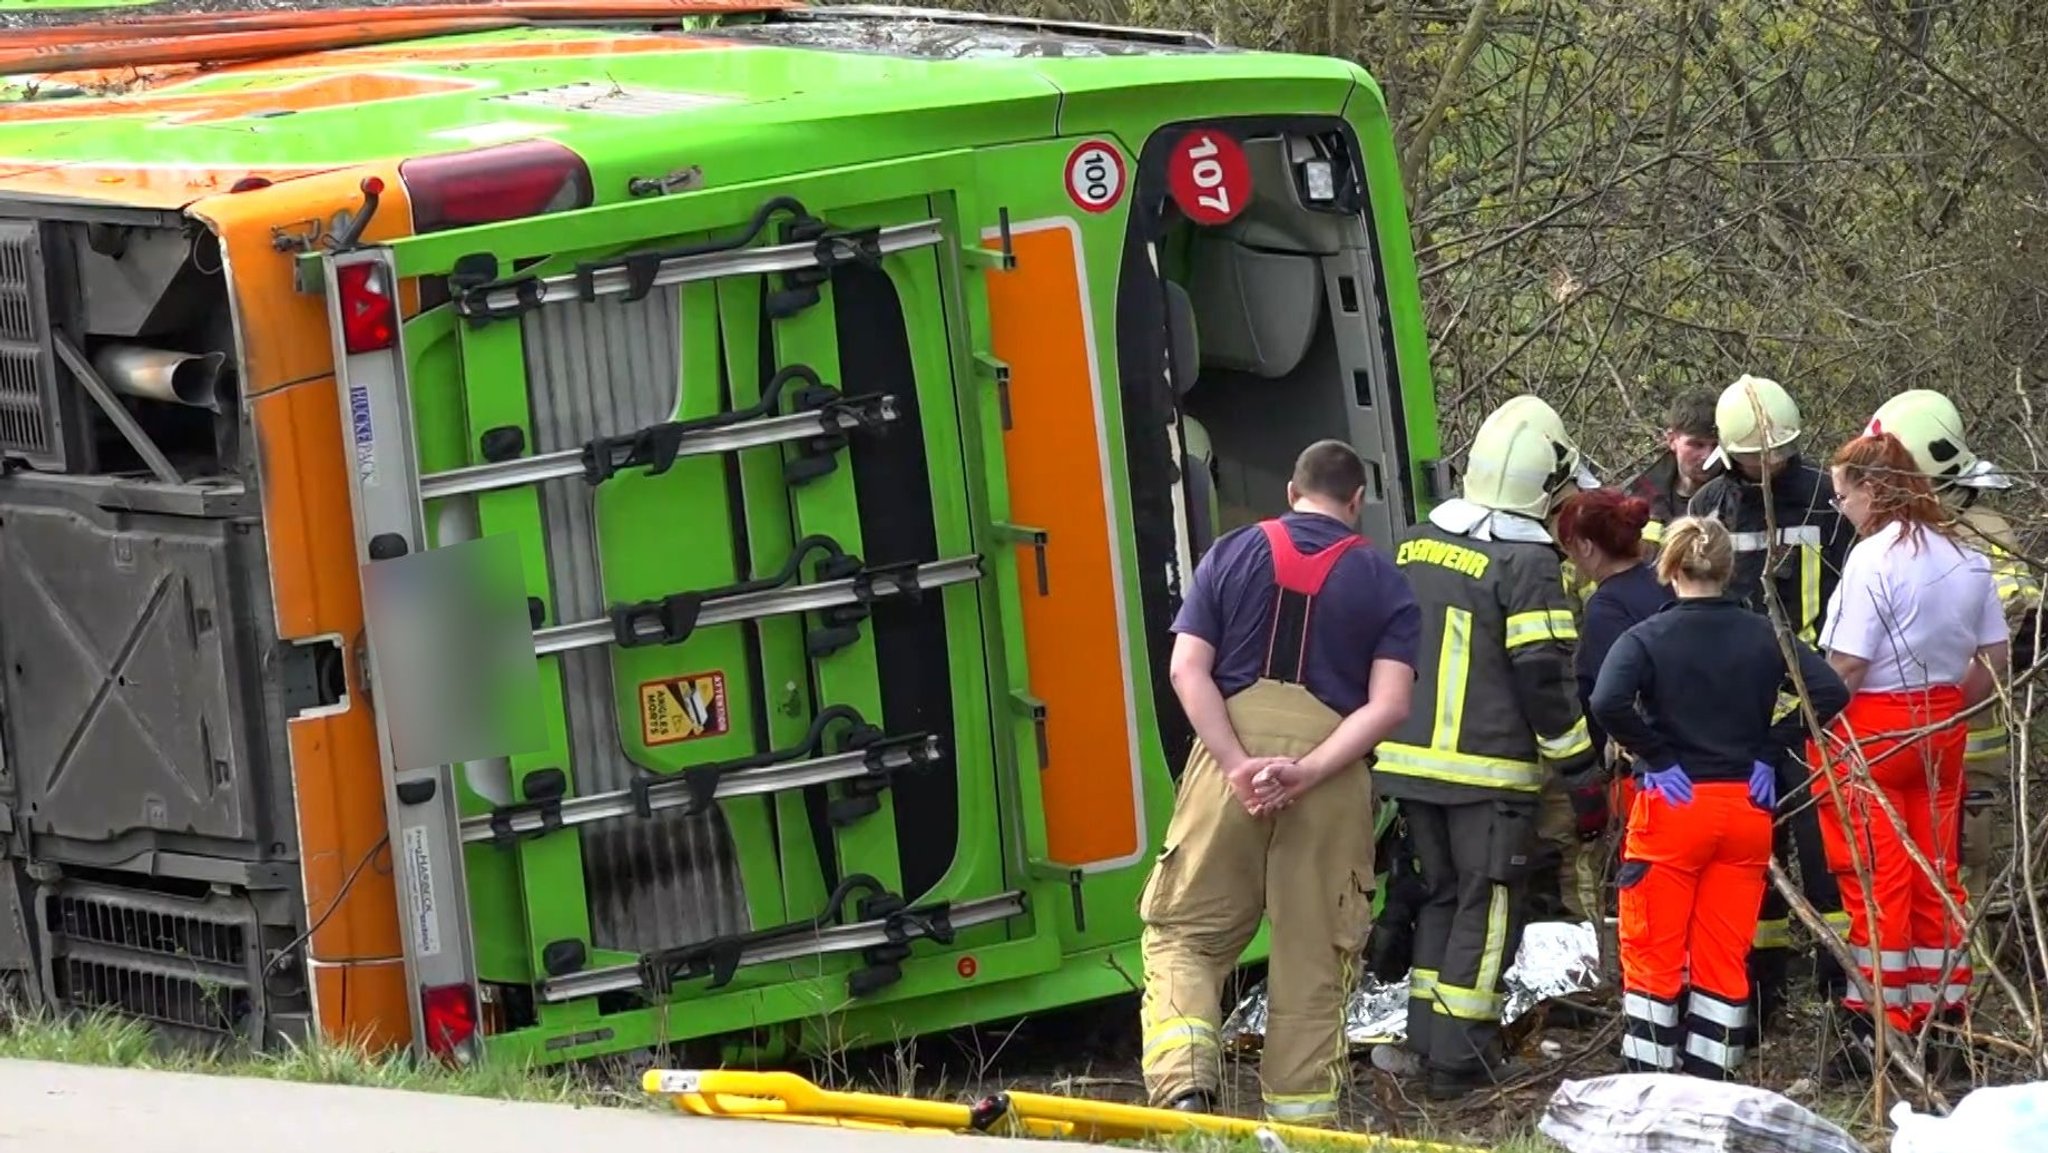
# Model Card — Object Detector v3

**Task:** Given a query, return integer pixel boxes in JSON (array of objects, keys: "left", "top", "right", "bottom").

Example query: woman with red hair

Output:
[
  {"left": 1817, "top": 432, "right": 2009, "bottom": 1068},
  {"left": 1555, "top": 489, "right": 1667, "bottom": 744},
  {"left": 1542, "top": 490, "right": 1670, "bottom": 919}
]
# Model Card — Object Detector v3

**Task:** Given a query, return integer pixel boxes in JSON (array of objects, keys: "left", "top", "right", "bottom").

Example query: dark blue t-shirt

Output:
[
  {"left": 1575, "top": 561, "right": 1670, "bottom": 751},
  {"left": 1170, "top": 511, "right": 1422, "bottom": 716}
]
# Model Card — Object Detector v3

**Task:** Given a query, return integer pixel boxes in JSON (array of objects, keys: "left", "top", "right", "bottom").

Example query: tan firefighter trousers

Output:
[{"left": 1137, "top": 678, "right": 1376, "bottom": 1126}]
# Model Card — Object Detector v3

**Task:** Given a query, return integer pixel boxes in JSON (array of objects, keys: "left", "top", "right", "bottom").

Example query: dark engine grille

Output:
[
  {"left": 52, "top": 894, "right": 249, "bottom": 967},
  {"left": 56, "top": 956, "right": 252, "bottom": 1035},
  {"left": 40, "top": 886, "right": 258, "bottom": 1038},
  {"left": 0, "top": 220, "right": 67, "bottom": 469}
]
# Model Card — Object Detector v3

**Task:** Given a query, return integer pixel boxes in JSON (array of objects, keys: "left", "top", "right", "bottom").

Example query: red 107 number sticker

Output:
[
  {"left": 1064, "top": 140, "right": 1126, "bottom": 214},
  {"left": 1167, "top": 129, "right": 1251, "bottom": 226}
]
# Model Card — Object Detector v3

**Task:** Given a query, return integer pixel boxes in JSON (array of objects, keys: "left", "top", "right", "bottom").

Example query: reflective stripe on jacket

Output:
[
  {"left": 1685, "top": 459, "right": 1854, "bottom": 645},
  {"left": 1379, "top": 516, "right": 1598, "bottom": 804},
  {"left": 1954, "top": 504, "right": 2041, "bottom": 765}
]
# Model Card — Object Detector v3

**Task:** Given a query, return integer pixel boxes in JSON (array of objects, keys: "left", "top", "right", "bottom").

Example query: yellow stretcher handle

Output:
[{"left": 642, "top": 1068, "right": 1480, "bottom": 1153}]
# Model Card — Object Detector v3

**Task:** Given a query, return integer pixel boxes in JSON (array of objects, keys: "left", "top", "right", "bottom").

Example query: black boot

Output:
[
  {"left": 1821, "top": 1003, "right": 1876, "bottom": 1083},
  {"left": 1748, "top": 948, "right": 1790, "bottom": 1036},
  {"left": 1166, "top": 1089, "right": 1216, "bottom": 1114},
  {"left": 1926, "top": 1007, "right": 1977, "bottom": 1085},
  {"left": 1425, "top": 1054, "right": 1531, "bottom": 1101}
]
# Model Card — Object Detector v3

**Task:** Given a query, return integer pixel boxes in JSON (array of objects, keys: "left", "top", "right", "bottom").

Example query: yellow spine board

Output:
[{"left": 641, "top": 1069, "right": 1481, "bottom": 1153}]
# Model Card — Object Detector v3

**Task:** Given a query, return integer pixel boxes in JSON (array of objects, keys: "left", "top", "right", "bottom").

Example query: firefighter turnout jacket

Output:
[
  {"left": 1381, "top": 500, "right": 1600, "bottom": 804},
  {"left": 1686, "top": 455, "right": 1855, "bottom": 981},
  {"left": 1623, "top": 450, "right": 1721, "bottom": 548},
  {"left": 1953, "top": 503, "right": 2043, "bottom": 907},
  {"left": 1685, "top": 457, "right": 1854, "bottom": 646}
]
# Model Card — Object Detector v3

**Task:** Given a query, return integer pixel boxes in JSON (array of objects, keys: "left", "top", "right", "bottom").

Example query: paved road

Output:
[{"left": 0, "top": 1059, "right": 1093, "bottom": 1152}]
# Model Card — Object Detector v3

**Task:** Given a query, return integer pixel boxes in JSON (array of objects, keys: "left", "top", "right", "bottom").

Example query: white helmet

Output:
[
  {"left": 1866, "top": 389, "right": 2011, "bottom": 490},
  {"left": 1463, "top": 395, "right": 1595, "bottom": 520},
  {"left": 1712, "top": 374, "right": 1802, "bottom": 460}
]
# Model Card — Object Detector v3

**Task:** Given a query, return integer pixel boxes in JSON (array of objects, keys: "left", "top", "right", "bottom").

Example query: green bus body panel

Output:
[{"left": 1, "top": 16, "right": 1440, "bottom": 1065}]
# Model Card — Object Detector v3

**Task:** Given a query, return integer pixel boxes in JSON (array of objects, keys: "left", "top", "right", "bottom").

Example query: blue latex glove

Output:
[
  {"left": 1640, "top": 763, "right": 1694, "bottom": 806},
  {"left": 1748, "top": 760, "right": 1778, "bottom": 811}
]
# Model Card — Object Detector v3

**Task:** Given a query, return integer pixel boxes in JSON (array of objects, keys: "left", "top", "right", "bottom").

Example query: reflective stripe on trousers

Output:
[
  {"left": 1261, "top": 1092, "right": 1339, "bottom": 1126},
  {"left": 1617, "top": 783, "right": 1768, "bottom": 1079},
  {"left": 1431, "top": 884, "right": 1511, "bottom": 1022},
  {"left": 1403, "top": 799, "right": 1533, "bottom": 1074},
  {"left": 1141, "top": 1015, "right": 1218, "bottom": 1072},
  {"left": 1820, "top": 687, "right": 1972, "bottom": 1031},
  {"left": 1904, "top": 946, "right": 1973, "bottom": 1010},
  {"left": 1682, "top": 988, "right": 1753, "bottom": 1080},
  {"left": 1621, "top": 991, "right": 1681, "bottom": 1073},
  {"left": 1136, "top": 679, "right": 1374, "bottom": 1110}
]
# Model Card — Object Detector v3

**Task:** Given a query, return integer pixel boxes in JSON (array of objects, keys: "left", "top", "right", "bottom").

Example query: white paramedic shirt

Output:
[{"left": 1820, "top": 520, "right": 2008, "bottom": 693}]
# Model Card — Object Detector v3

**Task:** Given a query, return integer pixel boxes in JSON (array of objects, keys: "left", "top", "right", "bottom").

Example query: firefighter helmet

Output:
[
  {"left": 1713, "top": 374, "right": 1802, "bottom": 458},
  {"left": 1462, "top": 394, "right": 1593, "bottom": 520},
  {"left": 1866, "top": 389, "right": 2011, "bottom": 490}
]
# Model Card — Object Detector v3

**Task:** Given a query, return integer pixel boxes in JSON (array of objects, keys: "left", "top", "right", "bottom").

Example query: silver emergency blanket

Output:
[
  {"left": 1539, "top": 1074, "right": 1869, "bottom": 1153},
  {"left": 1220, "top": 920, "right": 1604, "bottom": 1049}
]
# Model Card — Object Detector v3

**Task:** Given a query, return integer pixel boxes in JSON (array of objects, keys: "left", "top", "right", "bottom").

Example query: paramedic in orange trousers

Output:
[
  {"left": 1814, "top": 432, "right": 2008, "bottom": 1075},
  {"left": 1137, "top": 439, "right": 1421, "bottom": 1126},
  {"left": 1588, "top": 516, "right": 1850, "bottom": 1080}
]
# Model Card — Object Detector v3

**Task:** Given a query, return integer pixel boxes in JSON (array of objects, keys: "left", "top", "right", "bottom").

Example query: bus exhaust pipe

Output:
[{"left": 92, "top": 344, "right": 227, "bottom": 410}]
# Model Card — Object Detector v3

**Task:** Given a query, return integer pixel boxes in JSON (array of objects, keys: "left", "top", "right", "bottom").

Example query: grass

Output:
[
  {"left": 0, "top": 999, "right": 640, "bottom": 1108},
  {"left": 0, "top": 1002, "right": 1564, "bottom": 1152}
]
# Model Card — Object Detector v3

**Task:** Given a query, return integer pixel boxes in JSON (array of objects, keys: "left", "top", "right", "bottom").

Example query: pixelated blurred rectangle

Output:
[{"left": 361, "top": 532, "right": 547, "bottom": 771}]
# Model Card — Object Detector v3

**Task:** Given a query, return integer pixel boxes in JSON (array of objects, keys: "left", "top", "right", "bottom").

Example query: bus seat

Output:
[
  {"left": 1181, "top": 413, "right": 1221, "bottom": 560},
  {"left": 1162, "top": 277, "right": 1202, "bottom": 399},
  {"left": 1185, "top": 235, "right": 1323, "bottom": 380}
]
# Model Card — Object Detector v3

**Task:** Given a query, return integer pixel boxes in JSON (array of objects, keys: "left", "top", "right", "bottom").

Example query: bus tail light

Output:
[
  {"left": 401, "top": 139, "right": 594, "bottom": 233},
  {"left": 421, "top": 983, "right": 480, "bottom": 1063},
  {"left": 337, "top": 261, "right": 396, "bottom": 354}
]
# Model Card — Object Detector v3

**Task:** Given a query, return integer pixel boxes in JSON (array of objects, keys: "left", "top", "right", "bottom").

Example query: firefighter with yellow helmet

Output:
[
  {"left": 1685, "top": 373, "right": 1856, "bottom": 1027},
  {"left": 1379, "top": 394, "right": 1601, "bottom": 1099},
  {"left": 1865, "top": 389, "right": 2042, "bottom": 920}
]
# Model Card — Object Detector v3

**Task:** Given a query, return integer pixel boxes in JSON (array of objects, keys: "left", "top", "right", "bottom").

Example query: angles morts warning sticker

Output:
[
  {"left": 639, "top": 671, "right": 730, "bottom": 747},
  {"left": 1063, "top": 139, "right": 1126, "bottom": 214}
]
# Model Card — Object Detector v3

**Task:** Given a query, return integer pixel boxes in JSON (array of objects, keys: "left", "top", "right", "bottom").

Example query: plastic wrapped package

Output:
[
  {"left": 1538, "top": 1074, "right": 1869, "bottom": 1153},
  {"left": 1891, "top": 1082, "right": 2048, "bottom": 1153}
]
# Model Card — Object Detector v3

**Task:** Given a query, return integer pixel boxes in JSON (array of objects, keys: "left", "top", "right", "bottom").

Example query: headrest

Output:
[{"left": 1186, "top": 236, "right": 1323, "bottom": 379}]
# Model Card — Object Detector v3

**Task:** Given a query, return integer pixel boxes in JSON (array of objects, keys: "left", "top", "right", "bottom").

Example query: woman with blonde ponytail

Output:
[{"left": 1588, "top": 516, "right": 1849, "bottom": 1082}]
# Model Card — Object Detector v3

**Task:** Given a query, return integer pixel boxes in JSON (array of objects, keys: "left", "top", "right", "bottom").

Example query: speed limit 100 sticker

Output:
[
  {"left": 1064, "top": 140, "right": 1127, "bottom": 214},
  {"left": 1167, "top": 128, "right": 1252, "bottom": 226}
]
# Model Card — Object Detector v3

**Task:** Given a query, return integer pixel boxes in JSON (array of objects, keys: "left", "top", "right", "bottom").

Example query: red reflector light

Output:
[
  {"left": 421, "top": 983, "right": 479, "bottom": 1060},
  {"left": 336, "top": 262, "right": 396, "bottom": 354},
  {"left": 401, "top": 139, "right": 594, "bottom": 233}
]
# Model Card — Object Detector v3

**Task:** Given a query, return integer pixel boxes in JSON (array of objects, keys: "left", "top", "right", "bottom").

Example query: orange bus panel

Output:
[{"left": 980, "top": 218, "right": 1144, "bottom": 871}]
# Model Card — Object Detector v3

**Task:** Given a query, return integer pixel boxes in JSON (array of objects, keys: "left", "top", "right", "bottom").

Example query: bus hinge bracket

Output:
[
  {"left": 959, "top": 207, "right": 1017, "bottom": 271},
  {"left": 974, "top": 353, "right": 1013, "bottom": 429},
  {"left": 992, "top": 522, "right": 1049, "bottom": 597},
  {"left": 1009, "top": 690, "right": 1048, "bottom": 770}
]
